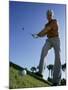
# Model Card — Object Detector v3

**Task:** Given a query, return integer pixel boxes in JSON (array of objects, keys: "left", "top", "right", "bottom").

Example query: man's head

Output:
[{"left": 46, "top": 9, "right": 54, "bottom": 22}]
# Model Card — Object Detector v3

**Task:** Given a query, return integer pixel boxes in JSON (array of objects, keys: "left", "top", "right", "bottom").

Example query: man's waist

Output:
[{"left": 47, "top": 34, "right": 59, "bottom": 38}]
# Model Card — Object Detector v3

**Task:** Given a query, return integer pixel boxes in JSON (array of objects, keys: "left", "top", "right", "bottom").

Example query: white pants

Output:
[{"left": 38, "top": 37, "right": 61, "bottom": 84}]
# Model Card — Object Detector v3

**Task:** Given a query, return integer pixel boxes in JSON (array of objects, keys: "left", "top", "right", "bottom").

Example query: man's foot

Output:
[
  {"left": 35, "top": 72, "right": 43, "bottom": 78},
  {"left": 52, "top": 83, "right": 58, "bottom": 86}
]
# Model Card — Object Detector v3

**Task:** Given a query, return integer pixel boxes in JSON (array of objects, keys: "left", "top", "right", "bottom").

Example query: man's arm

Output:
[
  {"left": 37, "top": 25, "right": 51, "bottom": 37},
  {"left": 37, "top": 20, "right": 58, "bottom": 37}
]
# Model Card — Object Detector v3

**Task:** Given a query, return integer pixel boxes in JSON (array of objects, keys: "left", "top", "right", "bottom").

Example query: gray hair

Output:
[{"left": 46, "top": 9, "right": 54, "bottom": 17}]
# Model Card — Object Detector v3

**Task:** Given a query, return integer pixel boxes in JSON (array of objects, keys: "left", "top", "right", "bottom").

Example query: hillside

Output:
[{"left": 9, "top": 62, "right": 52, "bottom": 89}]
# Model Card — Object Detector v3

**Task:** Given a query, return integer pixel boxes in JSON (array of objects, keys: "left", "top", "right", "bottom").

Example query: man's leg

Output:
[
  {"left": 38, "top": 39, "right": 52, "bottom": 75},
  {"left": 52, "top": 37, "right": 61, "bottom": 85}
]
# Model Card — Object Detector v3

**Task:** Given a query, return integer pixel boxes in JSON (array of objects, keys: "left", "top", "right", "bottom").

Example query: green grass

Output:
[{"left": 9, "top": 62, "right": 50, "bottom": 89}]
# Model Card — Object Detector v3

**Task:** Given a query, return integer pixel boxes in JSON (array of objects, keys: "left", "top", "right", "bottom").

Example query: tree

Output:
[
  {"left": 47, "top": 64, "right": 54, "bottom": 78},
  {"left": 61, "top": 78, "right": 66, "bottom": 85},
  {"left": 62, "top": 63, "right": 66, "bottom": 72},
  {"left": 47, "top": 77, "right": 53, "bottom": 83},
  {"left": 62, "top": 63, "right": 66, "bottom": 80}
]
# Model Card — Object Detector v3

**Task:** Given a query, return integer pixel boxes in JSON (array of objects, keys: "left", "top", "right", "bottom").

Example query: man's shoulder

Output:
[{"left": 45, "top": 19, "right": 57, "bottom": 27}]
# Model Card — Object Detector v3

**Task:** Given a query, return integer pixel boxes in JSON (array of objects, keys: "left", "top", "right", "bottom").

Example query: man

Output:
[{"left": 33, "top": 9, "right": 61, "bottom": 86}]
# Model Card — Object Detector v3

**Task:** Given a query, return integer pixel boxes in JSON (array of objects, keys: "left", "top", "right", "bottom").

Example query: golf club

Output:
[{"left": 22, "top": 27, "right": 38, "bottom": 38}]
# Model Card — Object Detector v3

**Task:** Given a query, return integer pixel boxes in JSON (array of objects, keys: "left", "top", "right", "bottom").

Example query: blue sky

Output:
[{"left": 9, "top": 1, "right": 66, "bottom": 79}]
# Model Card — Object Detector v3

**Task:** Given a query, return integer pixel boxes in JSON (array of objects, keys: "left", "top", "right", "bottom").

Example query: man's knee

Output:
[
  {"left": 41, "top": 47, "right": 49, "bottom": 58},
  {"left": 54, "top": 48, "right": 60, "bottom": 57}
]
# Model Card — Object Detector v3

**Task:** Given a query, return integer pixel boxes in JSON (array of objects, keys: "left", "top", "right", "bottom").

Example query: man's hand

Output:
[{"left": 32, "top": 34, "right": 38, "bottom": 39}]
